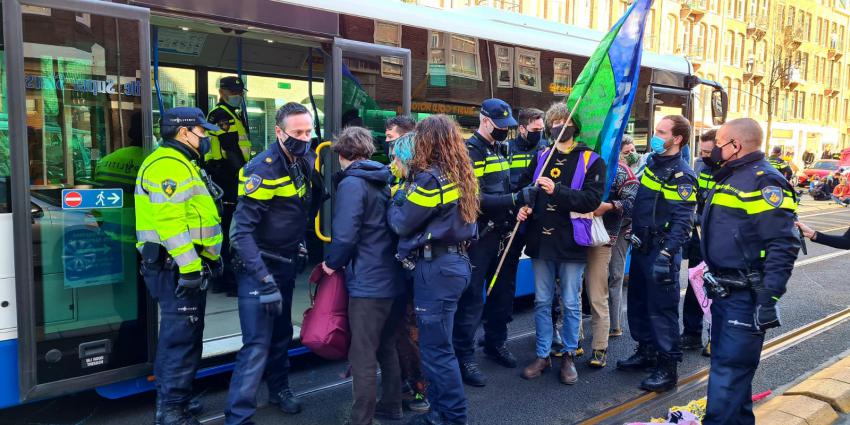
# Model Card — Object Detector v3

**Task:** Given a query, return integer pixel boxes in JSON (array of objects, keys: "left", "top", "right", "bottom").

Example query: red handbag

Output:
[{"left": 300, "top": 265, "right": 350, "bottom": 360}]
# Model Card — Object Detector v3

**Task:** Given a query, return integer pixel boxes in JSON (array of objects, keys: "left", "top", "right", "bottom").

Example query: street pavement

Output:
[{"left": 1, "top": 200, "right": 848, "bottom": 425}]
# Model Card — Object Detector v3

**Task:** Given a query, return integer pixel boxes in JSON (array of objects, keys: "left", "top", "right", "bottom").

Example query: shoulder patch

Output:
[
  {"left": 161, "top": 179, "right": 177, "bottom": 197},
  {"left": 674, "top": 171, "right": 684, "bottom": 178},
  {"left": 677, "top": 184, "right": 694, "bottom": 201},
  {"left": 244, "top": 174, "right": 263, "bottom": 195},
  {"left": 756, "top": 170, "right": 765, "bottom": 176},
  {"left": 761, "top": 186, "right": 783, "bottom": 208}
]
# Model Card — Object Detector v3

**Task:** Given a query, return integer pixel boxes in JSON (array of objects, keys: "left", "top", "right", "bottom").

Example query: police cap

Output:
[
  {"left": 480, "top": 98, "right": 517, "bottom": 128},
  {"left": 161, "top": 107, "right": 221, "bottom": 132},
  {"left": 219, "top": 76, "right": 246, "bottom": 92}
]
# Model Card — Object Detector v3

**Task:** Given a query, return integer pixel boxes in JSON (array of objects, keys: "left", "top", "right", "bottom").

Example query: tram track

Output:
[{"left": 577, "top": 306, "right": 850, "bottom": 425}]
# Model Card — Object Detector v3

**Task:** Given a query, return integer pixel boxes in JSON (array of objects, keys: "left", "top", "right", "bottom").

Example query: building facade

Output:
[{"left": 414, "top": 0, "right": 850, "bottom": 163}]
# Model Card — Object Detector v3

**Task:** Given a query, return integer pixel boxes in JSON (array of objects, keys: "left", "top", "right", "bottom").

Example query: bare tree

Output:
[{"left": 760, "top": 9, "right": 805, "bottom": 146}]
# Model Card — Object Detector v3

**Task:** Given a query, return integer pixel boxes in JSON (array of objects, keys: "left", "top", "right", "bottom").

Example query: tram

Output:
[{"left": 0, "top": 0, "right": 727, "bottom": 408}]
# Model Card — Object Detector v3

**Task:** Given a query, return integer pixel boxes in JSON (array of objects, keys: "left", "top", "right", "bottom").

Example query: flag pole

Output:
[{"left": 487, "top": 94, "right": 585, "bottom": 296}]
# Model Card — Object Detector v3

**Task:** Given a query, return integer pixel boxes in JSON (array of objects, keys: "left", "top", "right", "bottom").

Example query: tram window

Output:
[
  {"left": 207, "top": 71, "right": 325, "bottom": 155},
  {"left": 152, "top": 67, "right": 196, "bottom": 142},
  {"left": 22, "top": 10, "right": 148, "bottom": 383},
  {"left": 0, "top": 47, "right": 10, "bottom": 214}
]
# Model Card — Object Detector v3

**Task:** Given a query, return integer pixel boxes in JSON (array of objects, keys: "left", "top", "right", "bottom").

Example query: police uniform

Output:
[
  {"left": 224, "top": 140, "right": 322, "bottom": 424},
  {"left": 701, "top": 151, "right": 799, "bottom": 425},
  {"left": 388, "top": 167, "right": 477, "bottom": 425},
  {"left": 454, "top": 99, "right": 517, "bottom": 381},
  {"left": 206, "top": 76, "right": 251, "bottom": 296},
  {"left": 134, "top": 108, "right": 222, "bottom": 425},
  {"left": 618, "top": 152, "right": 696, "bottom": 391},
  {"left": 482, "top": 132, "right": 547, "bottom": 354},
  {"left": 767, "top": 154, "right": 794, "bottom": 181},
  {"left": 682, "top": 163, "right": 717, "bottom": 347}
]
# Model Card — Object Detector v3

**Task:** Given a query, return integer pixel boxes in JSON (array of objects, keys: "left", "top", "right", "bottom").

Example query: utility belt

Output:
[
  {"left": 703, "top": 268, "right": 764, "bottom": 299},
  {"left": 397, "top": 242, "right": 469, "bottom": 271},
  {"left": 478, "top": 219, "right": 512, "bottom": 240},
  {"left": 630, "top": 226, "right": 666, "bottom": 255}
]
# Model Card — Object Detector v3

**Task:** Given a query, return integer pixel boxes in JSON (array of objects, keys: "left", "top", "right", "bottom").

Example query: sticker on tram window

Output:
[
  {"left": 62, "top": 225, "right": 125, "bottom": 289},
  {"left": 62, "top": 188, "right": 123, "bottom": 209}
]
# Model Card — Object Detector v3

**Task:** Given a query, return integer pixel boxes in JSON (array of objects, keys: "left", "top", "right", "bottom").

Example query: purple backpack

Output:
[{"left": 532, "top": 148, "right": 600, "bottom": 247}]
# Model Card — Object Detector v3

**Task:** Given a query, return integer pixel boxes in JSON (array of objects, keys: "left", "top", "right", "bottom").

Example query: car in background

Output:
[{"left": 798, "top": 159, "right": 841, "bottom": 187}]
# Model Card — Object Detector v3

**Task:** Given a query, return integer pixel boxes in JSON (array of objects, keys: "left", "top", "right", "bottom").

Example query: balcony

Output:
[
  {"left": 685, "top": 46, "right": 705, "bottom": 70},
  {"left": 828, "top": 37, "right": 843, "bottom": 61},
  {"left": 743, "top": 58, "right": 765, "bottom": 83},
  {"left": 784, "top": 66, "right": 803, "bottom": 89},
  {"left": 826, "top": 87, "right": 840, "bottom": 97},
  {"left": 747, "top": 16, "right": 768, "bottom": 41},
  {"left": 679, "top": 0, "right": 707, "bottom": 22},
  {"left": 784, "top": 25, "right": 804, "bottom": 50}
]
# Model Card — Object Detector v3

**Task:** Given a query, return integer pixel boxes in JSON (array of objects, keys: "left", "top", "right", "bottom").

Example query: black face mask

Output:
[
  {"left": 701, "top": 156, "right": 718, "bottom": 168},
  {"left": 524, "top": 130, "right": 542, "bottom": 145},
  {"left": 490, "top": 127, "right": 509, "bottom": 142},
  {"left": 551, "top": 125, "right": 577, "bottom": 142},
  {"left": 709, "top": 141, "right": 737, "bottom": 167},
  {"left": 283, "top": 134, "right": 309, "bottom": 157}
]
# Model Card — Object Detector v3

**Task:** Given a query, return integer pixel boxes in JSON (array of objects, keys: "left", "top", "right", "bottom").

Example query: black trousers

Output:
[
  {"left": 482, "top": 231, "right": 522, "bottom": 348},
  {"left": 453, "top": 230, "right": 502, "bottom": 363},
  {"left": 683, "top": 231, "right": 704, "bottom": 336}
]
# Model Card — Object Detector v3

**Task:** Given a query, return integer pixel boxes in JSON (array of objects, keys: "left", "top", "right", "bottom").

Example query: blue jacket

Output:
[
  {"left": 388, "top": 166, "right": 478, "bottom": 258},
  {"left": 230, "top": 141, "right": 323, "bottom": 282},
  {"left": 701, "top": 151, "right": 800, "bottom": 301},
  {"left": 631, "top": 151, "right": 697, "bottom": 254},
  {"left": 325, "top": 160, "right": 403, "bottom": 298}
]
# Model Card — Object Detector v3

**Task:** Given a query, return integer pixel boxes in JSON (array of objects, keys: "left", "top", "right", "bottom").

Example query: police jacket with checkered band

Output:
[
  {"left": 466, "top": 132, "right": 515, "bottom": 227},
  {"left": 631, "top": 151, "right": 697, "bottom": 255},
  {"left": 700, "top": 151, "right": 800, "bottom": 302},
  {"left": 229, "top": 140, "right": 323, "bottom": 282}
]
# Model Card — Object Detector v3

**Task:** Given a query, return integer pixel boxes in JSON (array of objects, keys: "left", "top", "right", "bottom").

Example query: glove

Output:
[
  {"left": 259, "top": 275, "right": 283, "bottom": 317},
  {"left": 514, "top": 185, "right": 539, "bottom": 207},
  {"left": 296, "top": 243, "right": 309, "bottom": 275},
  {"left": 176, "top": 272, "right": 206, "bottom": 298},
  {"left": 652, "top": 251, "right": 673, "bottom": 285},
  {"left": 754, "top": 302, "right": 781, "bottom": 332},
  {"left": 203, "top": 258, "right": 223, "bottom": 281}
]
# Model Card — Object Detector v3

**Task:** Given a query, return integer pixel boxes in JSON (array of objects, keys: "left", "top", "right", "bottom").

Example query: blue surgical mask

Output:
[
  {"left": 226, "top": 95, "right": 243, "bottom": 108},
  {"left": 191, "top": 130, "right": 211, "bottom": 156},
  {"left": 650, "top": 135, "right": 668, "bottom": 155}
]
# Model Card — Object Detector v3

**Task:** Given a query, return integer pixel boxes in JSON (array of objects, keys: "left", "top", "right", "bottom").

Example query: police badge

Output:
[
  {"left": 761, "top": 186, "right": 783, "bottom": 208},
  {"left": 161, "top": 179, "right": 177, "bottom": 198},
  {"left": 244, "top": 174, "right": 263, "bottom": 195},
  {"left": 677, "top": 184, "right": 694, "bottom": 201}
]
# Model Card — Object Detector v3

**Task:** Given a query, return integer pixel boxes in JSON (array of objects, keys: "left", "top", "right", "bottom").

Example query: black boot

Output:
[
  {"left": 639, "top": 360, "right": 678, "bottom": 392},
  {"left": 160, "top": 405, "right": 200, "bottom": 425},
  {"left": 460, "top": 361, "right": 487, "bottom": 387},
  {"left": 616, "top": 344, "right": 657, "bottom": 371},
  {"left": 483, "top": 343, "right": 518, "bottom": 368},
  {"left": 680, "top": 333, "right": 703, "bottom": 351},
  {"left": 270, "top": 388, "right": 303, "bottom": 414}
]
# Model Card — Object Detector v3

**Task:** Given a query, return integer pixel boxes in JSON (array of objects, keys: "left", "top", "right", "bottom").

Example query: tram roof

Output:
[{"left": 277, "top": 0, "right": 691, "bottom": 75}]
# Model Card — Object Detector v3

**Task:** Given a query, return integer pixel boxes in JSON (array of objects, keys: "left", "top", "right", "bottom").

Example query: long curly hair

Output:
[{"left": 410, "top": 115, "right": 480, "bottom": 224}]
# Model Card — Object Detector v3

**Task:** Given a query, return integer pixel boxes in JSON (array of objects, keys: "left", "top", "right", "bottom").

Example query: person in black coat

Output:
[{"left": 322, "top": 127, "right": 405, "bottom": 425}]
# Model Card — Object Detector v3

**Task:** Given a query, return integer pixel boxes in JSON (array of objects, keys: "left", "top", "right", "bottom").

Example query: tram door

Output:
[
  {"left": 4, "top": 0, "right": 153, "bottom": 401},
  {"left": 649, "top": 86, "right": 692, "bottom": 159}
]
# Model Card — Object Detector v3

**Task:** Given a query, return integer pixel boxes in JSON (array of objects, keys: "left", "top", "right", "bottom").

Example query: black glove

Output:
[
  {"left": 514, "top": 185, "right": 539, "bottom": 207},
  {"left": 176, "top": 271, "right": 206, "bottom": 298},
  {"left": 754, "top": 302, "right": 781, "bottom": 332},
  {"left": 259, "top": 275, "right": 283, "bottom": 317},
  {"left": 203, "top": 258, "right": 223, "bottom": 281},
  {"left": 652, "top": 251, "right": 673, "bottom": 285},
  {"left": 296, "top": 243, "right": 309, "bottom": 275}
]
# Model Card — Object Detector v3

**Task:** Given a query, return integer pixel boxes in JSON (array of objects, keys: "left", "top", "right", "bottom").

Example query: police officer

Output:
[
  {"left": 681, "top": 129, "right": 717, "bottom": 355},
  {"left": 206, "top": 76, "right": 251, "bottom": 296},
  {"left": 388, "top": 115, "right": 478, "bottom": 425},
  {"left": 95, "top": 111, "right": 144, "bottom": 193},
  {"left": 616, "top": 115, "right": 697, "bottom": 393},
  {"left": 454, "top": 98, "right": 518, "bottom": 385},
  {"left": 224, "top": 102, "right": 323, "bottom": 424},
  {"left": 481, "top": 107, "right": 547, "bottom": 368},
  {"left": 701, "top": 118, "right": 800, "bottom": 424},
  {"left": 135, "top": 107, "right": 223, "bottom": 425},
  {"left": 768, "top": 145, "right": 794, "bottom": 183}
]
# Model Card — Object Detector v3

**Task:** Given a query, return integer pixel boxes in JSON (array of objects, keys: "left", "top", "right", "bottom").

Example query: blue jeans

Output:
[
  {"left": 414, "top": 253, "right": 471, "bottom": 424},
  {"left": 225, "top": 259, "right": 296, "bottom": 425},
  {"left": 831, "top": 195, "right": 850, "bottom": 205},
  {"left": 532, "top": 260, "right": 586, "bottom": 358}
]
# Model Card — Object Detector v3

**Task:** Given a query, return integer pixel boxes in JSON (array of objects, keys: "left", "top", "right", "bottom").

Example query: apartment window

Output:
[
  {"left": 644, "top": 9, "right": 656, "bottom": 50},
  {"left": 723, "top": 77, "right": 732, "bottom": 99},
  {"left": 724, "top": 30, "right": 734, "bottom": 64},
  {"left": 759, "top": 84, "right": 765, "bottom": 115},
  {"left": 573, "top": 0, "right": 593, "bottom": 28},
  {"left": 748, "top": 81, "right": 756, "bottom": 114},
  {"left": 760, "top": 0, "right": 768, "bottom": 17},
  {"left": 682, "top": 21, "right": 693, "bottom": 55},
  {"left": 747, "top": 0, "right": 757, "bottom": 19},
  {"left": 806, "top": 14, "right": 813, "bottom": 42},
  {"left": 546, "top": 0, "right": 566, "bottom": 23},
  {"left": 696, "top": 23, "right": 707, "bottom": 58},
  {"left": 787, "top": 7, "right": 795, "bottom": 27},
  {"left": 713, "top": 0, "right": 722, "bottom": 14},
  {"left": 428, "top": 32, "right": 483, "bottom": 80},
  {"left": 664, "top": 15, "right": 678, "bottom": 54},
  {"left": 726, "top": 0, "right": 734, "bottom": 18},
  {"left": 801, "top": 53, "right": 809, "bottom": 80},
  {"left": 374, "top": 21, "right": 403, "bottom": 80},
  {"left": 494, "top": 45, "right": 514, "bottom": 88},
  {"left": 737, "top": 33, "right": 746, "bottom": 66},
  {"left": 515, "top": 47, "right": 541, "bottom": 91},
  {"left": 844, "top": 100, "right": 849, "bottom": 124},
  {"left": 735, "top": 79, "right": 742, "bottom": 111},
  {"left": 811, "top": 93, "right": 818, "bottom": 119},
  {"left": 817, "top": 18, "right": 822, "bottom": 43},
  {"left": 708, "top": 26, "right": 719, "bottom": 61},
  {"left": 596, "top": 0, "right": 612, "bottom": 31},
  {"left": 818, "top": 94, "right": 824, "bottom": 120},
  {"left": 814, "top": 56, "right": 820, "bottom": 82},
  {"left": 820, "top": 57, "right": 827, "bottom": 83}
]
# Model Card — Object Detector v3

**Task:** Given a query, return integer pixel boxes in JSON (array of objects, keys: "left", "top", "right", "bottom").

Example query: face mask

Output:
[
  {"left": 390, "top": 162, "right": 404, "bottom": 180},
  {"left": 559, "top": 125, "right": 578, "bottom": 142},
  {"left": 649, "top": 135, "right": 668, "bottom": 155},
  {"left": 283, "top": 134, "right": 309, "bottom": 157},
  {"left": 623, "top": 151, "right": 639, "bottom": 166},
  {"left": 709, "top": 144, "right": 727, "bottom": 166},
  {"left": 226, "top": 95, "right": 243, "bottom": 108},
  {"left": 702, "top": 155, "right": 718, "bottom": 168},
  {"left": 524, "top": 130, "right": 542, "bottom": 145},
  {"left": 191, "top": 130, "right": 211, "bottom": 156},
  {"left": 490, "top": 127, "right": 509, "bottom": 142}
]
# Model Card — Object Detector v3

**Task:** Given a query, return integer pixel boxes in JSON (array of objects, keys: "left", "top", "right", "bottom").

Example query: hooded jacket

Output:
[{"left": 325, "top": 160, "right": 403, "bottom": 298}]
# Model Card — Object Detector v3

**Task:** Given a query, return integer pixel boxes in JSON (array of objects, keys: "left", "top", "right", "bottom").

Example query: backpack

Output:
[{"left": 300, "top": 265, "right": 350, "bottom": 360}]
